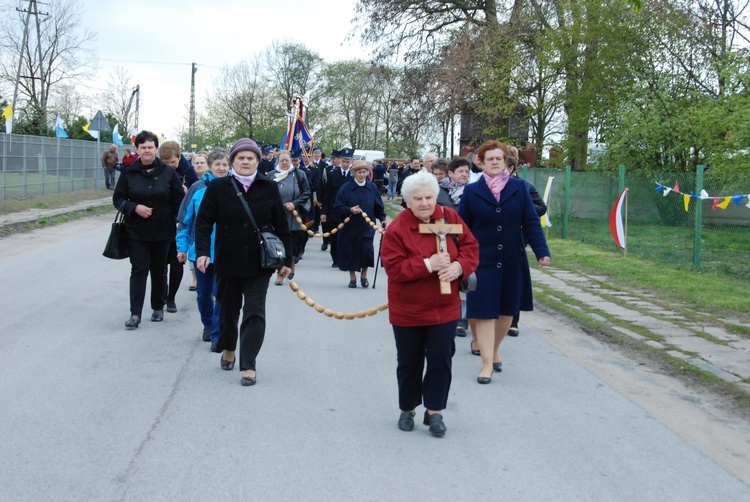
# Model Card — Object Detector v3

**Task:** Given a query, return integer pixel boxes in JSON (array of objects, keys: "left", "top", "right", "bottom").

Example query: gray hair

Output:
[
  {"left": 402, "top": 171, "right": 439, "bottom": 202},
  {"left": 207, "top": 148, "right": 229, "bottom": 166}
]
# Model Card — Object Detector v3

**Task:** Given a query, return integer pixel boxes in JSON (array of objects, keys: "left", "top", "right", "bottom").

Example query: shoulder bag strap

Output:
[{"left": 230, "top": 177, "right": 264, "bottom": 247}]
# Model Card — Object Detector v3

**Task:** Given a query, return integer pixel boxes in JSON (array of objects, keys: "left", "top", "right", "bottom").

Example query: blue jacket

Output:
[
  {"left": 457, "top": 176, "right": 550, "bottom": 318},
  {"left": 176, "top": 172, "right": 217, "bottom": 262}
]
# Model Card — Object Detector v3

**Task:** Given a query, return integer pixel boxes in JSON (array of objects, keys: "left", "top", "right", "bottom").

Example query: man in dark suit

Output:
[
  {"left": 306, "top": 146, "right": 325, "bottom": 235},
  {"left": 258, "top": 145, "right": 276, "bottom": 175},
  {"left": 320, "top": 147, "right": 354, "bottom": 266}
]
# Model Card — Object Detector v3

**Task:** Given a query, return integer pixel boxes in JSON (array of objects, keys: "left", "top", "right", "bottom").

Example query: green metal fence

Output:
[{"left": 521, "top": 165, "right": 750, "bottom": 283}]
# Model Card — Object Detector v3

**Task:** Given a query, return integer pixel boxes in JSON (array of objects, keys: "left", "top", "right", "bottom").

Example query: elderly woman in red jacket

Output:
[{"left": 381, "top": 171, "right": 479, "bottom": 437}]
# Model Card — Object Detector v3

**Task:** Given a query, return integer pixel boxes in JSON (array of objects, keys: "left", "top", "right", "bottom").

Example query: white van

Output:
[{"left": 353, "top": 150, "right": 385, "bottom": 163}]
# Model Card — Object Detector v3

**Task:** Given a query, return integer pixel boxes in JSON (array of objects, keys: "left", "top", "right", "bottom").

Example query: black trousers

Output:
[
  {"left": 166, "top": 240, "right": 183, "bottom": 302},
  {"left": 323, "top": 220, "right": 340, "bottom": 264},
  {"left": 127, "top": 239, "right": 170, "bottom": 317},
  {"left": 216, "top": 274, "right": 272, "bottom": 371},
  {"left": 393, "top": 321, "right": 457, "bottom": 411}
]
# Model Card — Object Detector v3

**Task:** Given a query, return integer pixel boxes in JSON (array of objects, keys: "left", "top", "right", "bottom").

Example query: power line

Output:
[{"left": 99, "top": 58, "right": 222, "bottom": 70}]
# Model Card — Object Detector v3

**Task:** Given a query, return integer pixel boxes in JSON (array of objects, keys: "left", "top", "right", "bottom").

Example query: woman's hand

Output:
[
  {"left": 135, "top": 204, "right": 152, "bottom": 218},
  {"left": 196, "top": 256, "right": 210, "bottom": 273},
  {"left": 538, "top": 256, "right": 551, "bottom": 267},
  {"left": 177, "top": 252, "right": 188, "bottom": 264},
  {"left": 437, "top": 261, "right": 463, "bottom": 283},
  {"left": 284, "top": 202, "right": 295, "bottom": 212},
  {"left": 350, "top": 205, "right": 361, "bottom": 215},
  {"left": 429, "top": 252, "right": 451, "bottom": 272},
  {"left": 277, "top": 266, "right": 292, "bottom": 277}
]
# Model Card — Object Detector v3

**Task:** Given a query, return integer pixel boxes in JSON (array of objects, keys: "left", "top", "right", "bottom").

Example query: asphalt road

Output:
[{"left": 1, "top": 215, "right": 749, "bottom": 501}]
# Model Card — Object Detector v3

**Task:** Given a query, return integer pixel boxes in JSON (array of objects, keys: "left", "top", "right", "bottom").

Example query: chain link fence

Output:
[
  {"left": 0, "top": 133, "right": 113, "bottom": 200},
  {"left": 521, "top": 165, "right": 750, "bottom": 282}
]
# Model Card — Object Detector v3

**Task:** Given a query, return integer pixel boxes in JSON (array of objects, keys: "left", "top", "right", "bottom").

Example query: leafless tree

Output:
[
  {"left": 0, "top": 0, "right": 96, "bottom": 132},
  {"left": 97, "top": 66, "right": 137, "bottom": 133},
  {"left": 264, "top": 41, "right": 324, "bottom": 112}
]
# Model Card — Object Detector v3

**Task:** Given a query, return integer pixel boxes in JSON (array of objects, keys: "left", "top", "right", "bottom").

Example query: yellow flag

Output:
[
  {"left": 2, "top": 105, "right": 12, "bottom": 134},
  {"left": 717, "top": 197, "right": 732, "bottom": 209},
  {"left": 683, "top": 194, "right": 691, "bottom": 212}
]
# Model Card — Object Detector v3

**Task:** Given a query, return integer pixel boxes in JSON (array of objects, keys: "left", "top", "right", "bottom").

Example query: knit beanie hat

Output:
[{"left": 229, "top": 138, "right": 261, "bottom": 164}]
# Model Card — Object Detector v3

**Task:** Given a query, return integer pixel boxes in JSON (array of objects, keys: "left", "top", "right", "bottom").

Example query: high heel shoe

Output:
[
  {"left": 423, "top": 411, "right": 446, "bottom": 437},
  {"left": 493, "top": 362, "right": 503, "bottom": 372},
  {"left": 477, "top": 373, "right": 492, "bottom": 384},
  {"left": 398, "top": 411, "right": 415, "bottom": 431},
  {"left": 125, "top": 315, "right": 141, "bottom": 329},
  {"left": 470, "top": 341, "right": 480, "bottom": 356},
  {"left": 220, "top": 355, "right": 235, "bottom": 371}
]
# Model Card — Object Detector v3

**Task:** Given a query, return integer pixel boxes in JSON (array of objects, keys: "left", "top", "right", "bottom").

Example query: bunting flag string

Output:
[{"left": 654, "top": 181, "right": 750, "bottom": 212}]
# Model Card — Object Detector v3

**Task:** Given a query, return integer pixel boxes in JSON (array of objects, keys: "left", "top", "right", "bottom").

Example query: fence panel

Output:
[
  {"left": 0, "top": 134, "right": 109, "bottom": 201},
  {"left": 522, "top": 166, "right": 750, "bottom": 283}
]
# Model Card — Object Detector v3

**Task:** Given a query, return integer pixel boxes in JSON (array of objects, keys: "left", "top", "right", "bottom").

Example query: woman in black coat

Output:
[
  {"left": 195, "top": 139, "right": 293, "bottom": 387},
  {"left": 113, "top": 130, "right": 185, "bottom": 329}
]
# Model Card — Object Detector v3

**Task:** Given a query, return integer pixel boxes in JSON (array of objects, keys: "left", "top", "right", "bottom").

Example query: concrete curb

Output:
[{"left": 0, "top": 197, "right": 113, "bottom": 228}]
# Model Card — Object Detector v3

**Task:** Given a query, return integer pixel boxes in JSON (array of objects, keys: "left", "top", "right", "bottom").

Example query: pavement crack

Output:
[{"left": 117, "top": 338, "right": 202, "bottom": 500}]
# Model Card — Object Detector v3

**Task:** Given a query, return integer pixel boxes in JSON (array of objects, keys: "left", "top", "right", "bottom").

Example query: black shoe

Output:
[
  {"left": 202, "top": 327, "right": 211, "bottom": 342},
  {"left": 125, "top": 315, "right": 141, "bottom": 329},
  {"left": 331, "top": 262, "right": 338, "bottom": 267},
  {"left": 360, "top": 278, "right": 369, "bottom": 288},
  {"left": 470, "top": 342, "right": 480, "bottom": 356},
  {"left": 210, "top": 338, "right": 220, "bottom": 353},
  {"left": 398, "top": 411, "right": 415, "bottom": 431},
  {"left": 507, "top": 328, "right": 519, "bottom": 337},
  {"left": 189, "top": 285, "right": 197, "bottom": 292},
  {"left": 321, "top": 243, "right": 328, "bottom": 251},
  {"left": 456, "top": 326, "right": 467, "bottom": 337},
  {"left": 423, "top": 411, "right": 446, "bottom": 437},
  {"left": 150, "top": 310, "right": 164, "bottom": 322},
  {"left": 348, "top": 280, "right": 357, "bottom": 288},
  {"left": 241, "top": 374, "right": 257, "bottom": 386},
  {"left": 220, "top": 356, "right": 235, "bottom": 371},
  {"left": 493, "top": 362, "right": 503, "bottom": 372},
  {"left": 477, "top": 375, "right": 492, "bottom": 384},
  {"left": 166, "top": 300, "right": 177, "bottom": 313}
]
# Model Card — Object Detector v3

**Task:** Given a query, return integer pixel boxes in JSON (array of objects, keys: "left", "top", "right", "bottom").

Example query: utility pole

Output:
[
  {"left": 11, "top": 1, "right": 34, "bottom": 121},
  {"left": 189, "top": 63, "right": 197, "bottom": 150},
  {"left": 32, "top": 0, "right": 48, "bottom": 128},
  {"left": 11, "top": 0, "right": 49, "bottom": 130}
]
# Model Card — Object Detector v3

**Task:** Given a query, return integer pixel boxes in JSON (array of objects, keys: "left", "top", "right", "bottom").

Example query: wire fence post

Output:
[
  {"left": 693, "top": 164, "right": 704, "bottom": 270},
  {"left": 562, "top": 165, "right": 571, "bottom": 238}
]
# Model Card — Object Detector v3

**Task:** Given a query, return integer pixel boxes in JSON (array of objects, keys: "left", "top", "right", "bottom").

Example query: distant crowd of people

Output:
[{"left": 111, "top": 133, "right": 550, "bottom": 437}]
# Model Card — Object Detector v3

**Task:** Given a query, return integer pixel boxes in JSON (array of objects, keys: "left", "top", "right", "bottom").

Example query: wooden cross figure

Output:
[{"left": 419, "top": 219, "right": 463, "bottom": 295}]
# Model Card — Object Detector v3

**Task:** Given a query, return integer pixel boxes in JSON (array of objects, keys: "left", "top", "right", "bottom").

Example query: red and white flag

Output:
[{"left": 609, "top": 188, "right": 628, "bottom": 249}]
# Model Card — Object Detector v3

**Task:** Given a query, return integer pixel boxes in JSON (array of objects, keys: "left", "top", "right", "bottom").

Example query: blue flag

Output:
[{"left": 54, "top": 115, "right": 68, "bottom": 138}]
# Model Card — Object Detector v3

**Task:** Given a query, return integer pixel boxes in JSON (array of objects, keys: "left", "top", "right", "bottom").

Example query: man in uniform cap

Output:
[
  {"left": 320, "top": 148, "right": 354, "bottom": 265},
  {"left": 258, "top": 145, "right": 276, "bottom": 175},
  {"left": 306, "top": 146, "right": 325, "bottom": 234}
]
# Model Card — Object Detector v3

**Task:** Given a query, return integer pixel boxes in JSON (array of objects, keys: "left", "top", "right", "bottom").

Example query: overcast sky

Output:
[{"left": 77, "top": 0, "right": 369, "bottom": 138}]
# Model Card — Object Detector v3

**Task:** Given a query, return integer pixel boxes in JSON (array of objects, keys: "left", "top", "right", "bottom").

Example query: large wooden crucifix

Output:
[{"left": 419, "top": 219, "right": 463, "bottom": 294}]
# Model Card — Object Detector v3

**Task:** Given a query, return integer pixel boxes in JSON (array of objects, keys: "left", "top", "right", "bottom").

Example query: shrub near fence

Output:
[
  {"left": 0, "top": 133, "right": 113, "bottom": 201},
  {"left": 521, "top": 165, "right": 750, "bottom": 284}
]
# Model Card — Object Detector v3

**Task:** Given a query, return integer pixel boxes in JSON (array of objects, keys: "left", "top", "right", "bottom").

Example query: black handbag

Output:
[
  {"left": 231, "top": 178, "right": 286, "bottom": 269},
  {"left": 103, "top": 202, "right": 129, "bottom": 260}
]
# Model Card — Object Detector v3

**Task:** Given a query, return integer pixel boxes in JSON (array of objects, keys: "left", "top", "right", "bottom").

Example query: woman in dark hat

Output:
[
  {"left": 333, "top": 160, "right": 387, "bottom": 288},
  {"left": 195, "top": 138, "right": 293, "bottom": 386}
]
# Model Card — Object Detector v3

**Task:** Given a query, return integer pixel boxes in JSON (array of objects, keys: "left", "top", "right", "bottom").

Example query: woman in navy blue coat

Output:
[
  {"left": 457, "top": 140, "right": 550, "bottom": 384},
  {"left": 334, "top": 160, "right": 387, "bottom": 288}
]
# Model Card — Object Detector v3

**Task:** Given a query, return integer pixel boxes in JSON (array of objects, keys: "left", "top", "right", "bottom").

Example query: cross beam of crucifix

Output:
[{"left": 419, "top": 219, "right": 463, "bottom": 295}]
